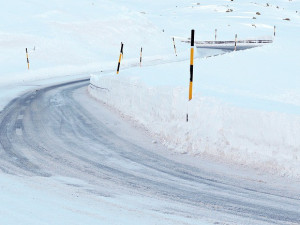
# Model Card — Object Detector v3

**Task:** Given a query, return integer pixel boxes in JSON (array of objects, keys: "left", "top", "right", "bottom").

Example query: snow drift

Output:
[{"left": 89, "top": 68, "right": 300, "bottom": 177}]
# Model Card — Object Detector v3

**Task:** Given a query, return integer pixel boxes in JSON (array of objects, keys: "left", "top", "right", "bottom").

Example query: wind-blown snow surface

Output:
[
  {"left": 1, "top": 174, "right": 210, "bottom": 225},
  {"left": 0, "top": 0, "right": 174, "bottom": 88},
  {"left": 0, "top": 0, "right": 182, "bottom": 115},
  {"left": 89, "top": 0, "right": 300, "bottom": 177},
  {"left": 1, "top": 0, "right": 300, "bottom": 224}
]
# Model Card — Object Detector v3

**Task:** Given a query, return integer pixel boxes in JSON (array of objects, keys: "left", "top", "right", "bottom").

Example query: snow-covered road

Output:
[{"left": 0, "top": 78, "right": 299, "bottom": 224}]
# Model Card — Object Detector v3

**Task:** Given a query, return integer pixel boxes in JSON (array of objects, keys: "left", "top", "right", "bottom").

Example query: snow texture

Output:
[
  {"left": 89, "top": 0, "right": 300, "bottom": 177},
  {"left": 1, "top": 0, "right": 300, "bottom": 224}
]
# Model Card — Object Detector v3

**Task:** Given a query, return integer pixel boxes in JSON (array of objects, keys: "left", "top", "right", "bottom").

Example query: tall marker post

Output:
[
  {"left": 274, "top": 25, "right": 276, "bottom": 37},
  {"left": 140, "top": 47, "right": 142, "bottom": 67},
  {"left": 117, "top": 42, "right": 123, "bottom": 74},
  {"left": 25, "top": 48, "right": 30, "bottom": 70},
  {"left": 187, "top": 29, "right": 195, "bottom": 122},
  {"left": 234, "top": 34, "right": 237, "bottom": 51},
  {"left": 172, "top": 37, "right": 177, "bottom": 56}
]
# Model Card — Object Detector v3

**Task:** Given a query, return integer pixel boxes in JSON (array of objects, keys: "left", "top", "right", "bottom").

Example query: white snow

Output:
[
  {"left": 1, "top": 0, "right": 300, "bottom": 224},
  {"left": 89, "top": 0, "right": 300, "bottom": 177},
  {"left": 0, "top": 174, "right": 211, "bottom": 225}
]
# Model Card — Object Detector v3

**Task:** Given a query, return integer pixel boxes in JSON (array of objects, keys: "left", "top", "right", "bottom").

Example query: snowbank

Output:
[
  {"left": 88, "top": 0, "right": 300, "bottom": 177},
  {"left": 89, "top": 66, "right": 300, "bottom": 177}
]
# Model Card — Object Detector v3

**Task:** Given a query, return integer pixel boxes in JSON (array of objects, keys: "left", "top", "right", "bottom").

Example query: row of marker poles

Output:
[
  {"left": 116, "top": 43, "right": 145, "bottom": 73},
  {"left": 25, "top": 48, "right": 30, "bottom": 70},
  {"left": 172, "top": 37, "right": 177, "bottom": 56},
  {"left": 117, "top": 42, "right": 124, "bottom": 74},
  {"left": 214, "top": 26, "right": 276, "bottom": 40},
  {"left": 26, "top": 26, "right": 277, "bottom": 72},
  {"left": 187, "top": 29, "right": 195, "bottom": 122}
]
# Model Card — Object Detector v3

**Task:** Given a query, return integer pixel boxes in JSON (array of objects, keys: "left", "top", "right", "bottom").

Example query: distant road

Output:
[{"left": 182, "top": 39, "right": 273, "bottom": 50}]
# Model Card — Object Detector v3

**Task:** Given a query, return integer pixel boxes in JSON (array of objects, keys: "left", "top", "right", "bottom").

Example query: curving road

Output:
[{"left": 0, "top": 79, "right": 299, "bottom": 224}]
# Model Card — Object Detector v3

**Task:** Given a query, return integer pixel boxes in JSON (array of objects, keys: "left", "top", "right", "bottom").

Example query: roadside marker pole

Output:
[
  {"left": 26, "top": 48, "right": 30, "bottom": 70},
  {"left": 172, "top": 37, "right": 177, "bottom": 56},
  {"left": 187, "top": 29, "right": 195, "bottom": 122},
  {"left": 274, "top": 25, "right": 276, "bottom": 37},
  {"left": 215, "top": 29, "right": 217, "bottom": 41},
  {"left": 117, "top": 42, "right": 123, "bottom": 74},
  {"left": 234, "top": 34, "right": 237, "bottom": 51},
  {"left": 140, "top": 47, "right": 142, "bottom": 67}
]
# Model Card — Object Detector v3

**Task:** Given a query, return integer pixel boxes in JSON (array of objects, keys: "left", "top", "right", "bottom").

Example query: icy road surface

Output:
[{"left": 0, "top": 79, "right": 299, "bottom": 224}]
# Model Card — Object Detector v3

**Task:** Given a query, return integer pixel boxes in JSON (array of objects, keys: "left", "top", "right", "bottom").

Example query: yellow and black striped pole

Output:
[
  {"left": 187, "top": 29, "right": 195, "bottom": 122},
  {"left": 117, "top": 42, "right": 123, "bottom": 74},
  {"left": 140, "top": 47, "right": 142, "bottom": 67},
  {"left": 26, "top": 48, "right": 30, "bottom": 70},
  {"left": 189, "top": 30, "right": 195, "bottom": 101},
  {"left": 172, "top": 37, "right": 177, "bottom": 56},
  {"left": 234, "top": 34, "right": 237, "bottom": 51}
]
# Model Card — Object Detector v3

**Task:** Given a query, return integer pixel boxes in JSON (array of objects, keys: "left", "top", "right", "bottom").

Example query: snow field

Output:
[
  {"left": 0, "top": 0, "right": 173, "bottom": 87},
  {"left": 0, "top": 0, "right": 300, "bottom": 224}
]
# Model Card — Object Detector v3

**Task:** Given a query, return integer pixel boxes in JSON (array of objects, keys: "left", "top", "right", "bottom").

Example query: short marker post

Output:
[
  {"left": 25, "top": 48, "right": 30, "bottom": 70},
  {"left": 234, "top": 34, "right": 237, "bottom": 51},
  {"left": 215, "top": 29, "right": 217, "bottom": 41},
  {"left": 274, "top": 25, "right": 276, "bottom": 37},
  {"left": 187, "top": 29, "right": 195, "bottom": 122},
  {"left": 117, "top": 42, "right": 123, "bottom": 74},
  {"left": 140, "top": 47, "right": 142, "bottom": 67},
  {"left": 172, "top": 37, "right": 177, "bottom": 56}
]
